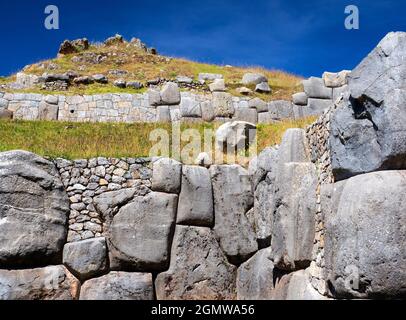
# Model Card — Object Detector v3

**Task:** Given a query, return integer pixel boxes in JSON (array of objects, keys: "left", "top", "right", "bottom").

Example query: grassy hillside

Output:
[
  {"left": 0, "top": 118, "right": 315, "bottom": 161},
  {"left": 2, "top": 40, "right": 303, "bottom": 101}
]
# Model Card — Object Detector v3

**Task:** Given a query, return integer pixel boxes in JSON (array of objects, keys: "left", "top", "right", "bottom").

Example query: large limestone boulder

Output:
[
  {"left": 212, "top": 92, "right": 234, "bottom": 117},
  {"left": 324, "top": 171, "right": 406, "bottom": 299},
  {"left": 108, "top": 192, "right": 178, "bottom": 271},
  {"left": 0, "top": 266, "right": 80, "bottom": 300},
  {"left": 237, "top": 248, "right": 275, "bottom": 300},
  {"left": 330, "top": 32, "right": 406, "bottom": 181},
  {"left": 177, "top": 166, "right": 214, "bottom": 227},
  {"left": 302, "top": 77, "right": 332, "bottom": 99},
  {"left": 271, "top": 162, "right": 317, "bottom": 271},
  {"left": 151, "top": 158, "right": 182, "bottom": 193},
  {"left": 271, "top": 269, "right": 328, "bottom": 300},
  {"left": 0, "top": 151, "right": 69, "bottom": 268},
  {"left": 160, "top": 82, "right": 181, "bottom": 105},
  {"left": 63, "top": 237, "right": 108, "bottom": 281},
  {"left": 348, "top": 32, "right": 406, "bottom": 104},
  {"left": 215, "top": 121, "right": 257, "bottom": 153},
  {"left": 155, "top": 226, "right": 237, "bottom": 300},
  {"left": 210, "top": 165, "right": 258, "bottom": 265},
  {"left": 0, "top": 108, "right": 13, "bottom": 119},
  {"left": 242, "top": 73, "right": 268, "bottom": 85},
  {"left": 80, "top": 272, "right": 154, "bottom": 300},
  {"left": 278, "top": 129, "right": 310, "bottom": 165}
]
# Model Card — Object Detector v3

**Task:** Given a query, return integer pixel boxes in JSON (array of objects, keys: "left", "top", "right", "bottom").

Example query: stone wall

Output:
[{"left": 0, "top": 73, "right": 347, "bottom": 124}]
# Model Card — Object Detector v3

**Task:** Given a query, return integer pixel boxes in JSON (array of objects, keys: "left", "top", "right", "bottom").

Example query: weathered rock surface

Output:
[
  {"left": 155, "top": 226, "right": 237, "bottom": 300},
  {"left": 302, "top": 77, "right": 332, "bottom": 99},
  {"left": 177, "top": 166, "right": 214, "bottom": 227},
  {"left": 277, "top": 129, "right": 310, "bottom": 165},
  {"left": 252, "top": 180, "right": 274, "bottom": 248},
  {"left": 108, "top": 192, "right": 178, "bottom": 271},
  {"left": 255, "top": 82, "right": 271, "bottom": 93},
  {"left": 242, "top": 73, "right": 268, "bottom": 85},
  {"left": 324, "top": 171, "right": 406, "bottom": 299},
  {"left": 0, "top": 266, "right": 80, "bottom": 300},
  {"left": 272, "top": 269, "right": 328, "bottom": 300},
  {"left": 209, "top": 79, "right": 226, "bottom": 92},
  {"left": 0, "top": 151, "right": 69, "bottom": 268},
  {"left": 80, "top": 272, "right": 154, "bottom": 300},
  {"left": 330, "top": 33, "right": 406, "bottom": 180},
  {"left": 292, "top": 92, "right": 308, "bottom": 106},
  {"left": 63, "top": 237, "right": 108, "bottom": 281},
  {"left": 210, "top": 165, "right": 258, "bottom": 265},
  {"left": 272, "top": 162, "right": 317, "bottom": 271},
  {"left": 151, "top": 158, "right": 182, "bottom": 193},
  {"left": 237, "top": 248, "right": 275, "bottom": 300},
  {"left": 212, "top": 92, "right": 234, "bottom": 117},
  {"left": 323, "top": 70, "right": 350, "bottom": 88},
  {"left": 215, "top": 121, "right": 257, "bottom": 153},
  {"left": 348, "top": 32, "right": 406, "bottom": 104},
  {"left": 160, "top": 82, "right": 181, "bottom": 105}
]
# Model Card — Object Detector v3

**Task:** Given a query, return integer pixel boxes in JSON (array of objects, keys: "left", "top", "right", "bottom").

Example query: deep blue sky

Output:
[{"left": 1, "top": 0, "right": 405, "bottom": 77}]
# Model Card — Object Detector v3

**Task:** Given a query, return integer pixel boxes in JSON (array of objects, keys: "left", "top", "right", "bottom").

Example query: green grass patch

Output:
[{"left": 0, "top": 118, "right": 315, "bottom": 160}]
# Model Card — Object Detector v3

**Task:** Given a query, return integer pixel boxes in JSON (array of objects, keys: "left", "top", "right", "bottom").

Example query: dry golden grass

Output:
[
  {"left": 0, "top": 118, "right": 315, "bottom": 162},
  {"left": 17, "top": 42, "right": 302, "bottom": 101}
]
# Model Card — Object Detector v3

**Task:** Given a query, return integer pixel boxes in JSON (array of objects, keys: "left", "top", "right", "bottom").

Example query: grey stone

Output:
[
  {"left": 249, "top": 147, "right": 279, "bottom": 189},
  {"left": 348, "top": 32, "right": 406, "bottom": 104},
  {"left": 160, "top": 82, "right": 181, "bottom": 105},
  {"left": 248, "top": 98, "right": 268, "bottom": 113},
  {"left": 176, "top": 76, "right": 193, "bottom": 84},
  {"left": 215, "top": 121, "right": 257, "bottom": 153},
  {"left": 80, "top": 272, "right": 154, "bottom": 300},
  {"left": 0, "top": 266, "right": 80, "bottom": 300},
  {"left": 198, "top": 73, "right": 223, "bottom": 82},
  {"left": 305, "top": 98, "right": 332, "bottom": 117},
  {"left": 324, "top": 171, "right": 406, "bottom": 299},
  {"left": 278, "top": 129, "right": 310, "bottom": 165},
  {"left": 268, "top": 100, "right": 294, "bottom": 119},
  {"left": 237, "top": 248, "right": 275, "bottom": 300},
  {"left": 151, "top": 158, "right": 182, "bottom": 193},
  {"left": 272, "top": 269, "right": 328, "bottom": 300},
  {"left": 209, "top": 79, "right": 226, "bottom": 92},
  {"left": 45, "top": 95, "right": 59, "bottom": 105},
  {"left": 323, "top": 70, "right": 351, "bottom": 88},
  {"left": 126, "top": 81, "right": 143, "bottom": 89},
  {"left": 258, "top": 112, "right": 273, "bottom": 124},
  {"left": 212, "top": 92, "right": 234, "bottom": 117},
  {"left": 113, "top": 79, "right": 126, "bottom": 88},
  {"left": 155, "top": 226, "right": 237, "bottom": 300},
  {"left": 93, "top": 188, "right": 139, "bottom": 221},
  {"left": 302, "top": 77, "right": 332, "bottom": 99},
  {"left": 252, "top": 181, "right": 274, "bottom": 247},
  {"left": 210, "top": 165, "right": 257, "bottom": 265},
  {"left": 92, "top": 74, "right": 108, "bottom": 84},
  {"left": 195, "top": 152, "right": 212, "bottom": 168},
  {"left": 233, "top": 106, "right": 258, "bottom": 123},
  {"left": 200, "top": 101, "right": 215, "bottom": 122},
  {"left": 39, "top": 102, "right": 58, "bottom": 120},
  {"left": 108, "top": 192, "right": 178, "bottom": 271},
  {"left": 177, "top": 166, "right": 213, "bottom": 227},
  {"left": 330, "top": 89, "right": 406, "bottom": 181},
  {"left": 148, "top": 89, "right": 161, "bottom": 106},
  {"left": 255, "top": 82, "right": 271, "bottom": 93},
  {"left": 157, "top": 105, "right": 171, "bottom": 122},
  {"left": 272, "top": 162, "right": 317, "bottom": 271},
  {"left": 242, "top": 73, "right": 268, "bottom": 85},
  {"left": 180, "top": 97, "right": 202, "bottom": 117},
  {"left": 0, "top": 151, "right": 69, "bottom": 268},
  {"left": 63, "top": 237, "right": 107, "bottom": 281},
  {"left": 292, "top": 92, "right": 308, "bottom": 106}
]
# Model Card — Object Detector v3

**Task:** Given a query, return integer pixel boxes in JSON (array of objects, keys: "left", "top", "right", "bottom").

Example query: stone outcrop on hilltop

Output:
[{"left": 0, "top": 32, "right": 405, "bottom": 300}]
